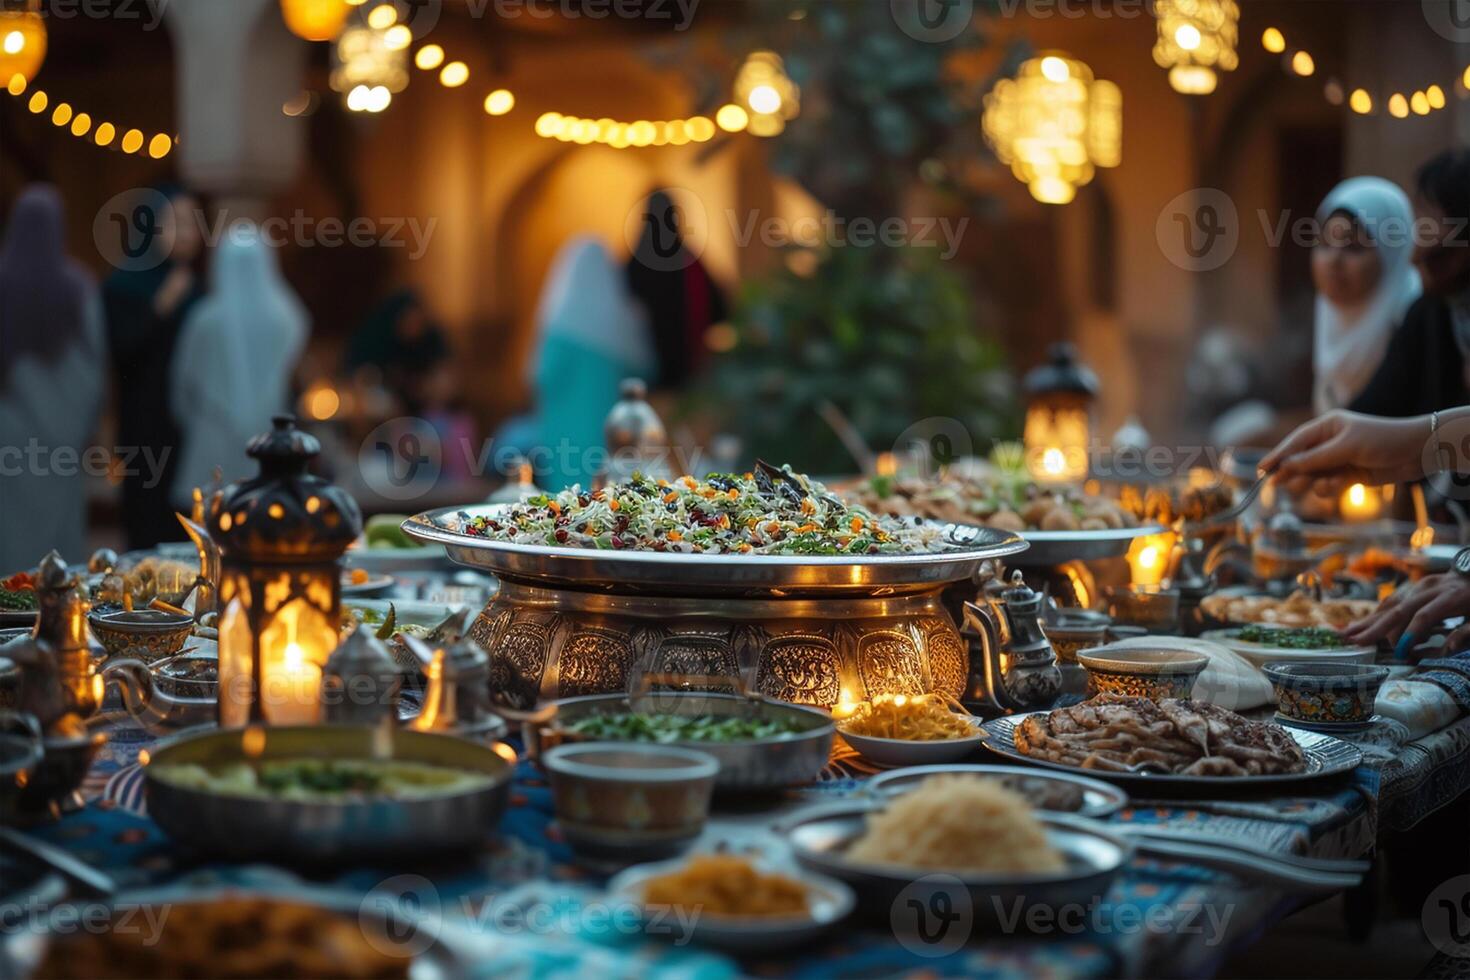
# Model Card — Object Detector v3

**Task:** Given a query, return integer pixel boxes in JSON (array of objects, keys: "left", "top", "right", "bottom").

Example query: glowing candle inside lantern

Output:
[
  {"left": 1126, "top": 531, "right": 1176, "bottom": 587},
  {"left": 1338, "top": 483, "right": 1382, "bottom": 522}
]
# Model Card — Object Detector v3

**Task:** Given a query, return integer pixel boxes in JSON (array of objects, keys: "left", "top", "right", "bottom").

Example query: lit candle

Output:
[
  {"left": 265, "top": 640, "right": 323, "bottom": 726},
  {"left": 1338, "top": 483, "right": 1382, "bottom": 523},
  {"left": 1126, "top": 531, "right": 1176, "bottom": 587}
]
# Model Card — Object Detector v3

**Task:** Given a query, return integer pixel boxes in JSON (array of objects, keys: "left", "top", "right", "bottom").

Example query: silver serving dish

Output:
[
  {"left": 1014, "top": 524, "right": 1167, "bottom": 565},
  {"left": 865, "top": 763, "right": 1129, "bottom": 818},
  {"left": 2, "top": 884, "right": 473, "bottom": 979},
  {"left": 607, "top": 857, "right": 855, "bottom": 952},
  {"left": 980, "top": 712, "right": 1364, "bottom": 789},
  {"left": 143, "top": 725, "right": 514, "bottom": 862},
  {"left": 528, "top": 692, "right": 835, "bottom": 790},
  {"left": 779, "top": 801, "right": 1129, "bottom": 926},
  {"left": 402, "top": 505, "right": 1027, "bottom": 594}
]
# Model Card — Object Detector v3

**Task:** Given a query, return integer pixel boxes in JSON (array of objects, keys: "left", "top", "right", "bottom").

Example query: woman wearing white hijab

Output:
[
  {"left": 527, "top": 236, "right": 655, "bottom": 490},
  {"left": 0, "top": 185, "right": 104, "bottom": 571},
  {"left": 170, "top": 222, "right": 307, "bottom": 506},
  {"left": 1312, "top": 176, "right": 1422, "bottom": 413}
]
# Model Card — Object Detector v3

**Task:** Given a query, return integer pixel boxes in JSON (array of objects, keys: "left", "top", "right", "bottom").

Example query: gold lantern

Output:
[
  {"left": 982, "top": 52, "right": 1121, "bottom": 205},
  {"left": 733, "top": 50, "right": 799, "bottom": 137},
  {"left": 280, "top": 0, "right": 353, "bottom": 42},
  {"left": 1153, "top": 0, "right": 1240, "bottom": 95},
  {"left": 0, "top": 2, "right": 46, "bottom": 89},
  {"left": 331, "top": 21, "right": 408, "bottom": 113},
  {"left": 212, "top": 417, "right": 362, "bottom": 728},
  {"left": 1023, "top": 343, "right": 1097, "bottom": 483}
]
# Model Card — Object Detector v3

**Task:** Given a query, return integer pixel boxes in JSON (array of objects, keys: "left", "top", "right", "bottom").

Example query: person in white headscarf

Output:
[
  {"left": 170, "top": 222, "right": 307, "bottom": 506},
  {"left": 0, "top": 185, "right": 105, "bottom": 571},
  {"left": 526, "top": 236, "right": 655, "bottom": 490},
  {"left": 1311, "top": 176, "right": 1421, "bottom": 413}
]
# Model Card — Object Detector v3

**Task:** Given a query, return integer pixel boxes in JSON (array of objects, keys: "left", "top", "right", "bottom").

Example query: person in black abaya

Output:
[
  {"left": 102, "top": 185, "right": 206, "bottom": 549},
  {"left": 625, "top": 189, "right": 728, "bottom": 390}
]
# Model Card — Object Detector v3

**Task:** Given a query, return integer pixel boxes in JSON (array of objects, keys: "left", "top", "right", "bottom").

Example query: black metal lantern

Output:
[
  {"left": 212, "top": 416, "right": 362, "bottom": 727},
  {"left": 1023, "top": 342, "right": 1099, "bottom": 483}
]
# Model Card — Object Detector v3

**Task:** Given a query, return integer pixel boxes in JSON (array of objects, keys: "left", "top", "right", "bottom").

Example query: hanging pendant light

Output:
[
  {"left": 0, "top": 1, "right": 46, "bottom": 89},
  {"left": 280, "top": 0, "right": 354, "bottom": 42},
  {"left": 982, "top": 52, "right": 1122, "bottom": 205},
  {"left": 1153, "top": 0, "right": 1240, "bottom": 95}
]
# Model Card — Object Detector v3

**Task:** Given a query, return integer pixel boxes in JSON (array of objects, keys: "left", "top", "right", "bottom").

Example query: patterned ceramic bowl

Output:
[
  {"left": 1045, "top": 611, "right": 1110, "bottom": 665},
  {"left": 1078, "top": 647, "right": 1209, "bottom": 700},
  {"left": 88, "top": 609, "right": 193, "bottom": 662},
  {"left": 1262, "top": 662, "right": 1390, "bottom": 725},
  {"left": 544, "top": 742, "right": 719, "bottom": 864}
]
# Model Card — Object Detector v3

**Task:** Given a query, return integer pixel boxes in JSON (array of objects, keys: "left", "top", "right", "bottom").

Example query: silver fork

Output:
[{"left": 1180, "top": 472, "right": 1269, "bottom": 534}]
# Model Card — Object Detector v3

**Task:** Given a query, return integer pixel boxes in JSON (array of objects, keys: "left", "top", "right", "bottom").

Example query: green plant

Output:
[{"left": 701, "top": 243, "right": 1017, "bottom": 474}]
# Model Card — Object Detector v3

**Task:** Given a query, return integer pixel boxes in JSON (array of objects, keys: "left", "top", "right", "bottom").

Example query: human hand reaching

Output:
[{"left": 1258, "top": 410, "right": 1433, "bottom": 498}]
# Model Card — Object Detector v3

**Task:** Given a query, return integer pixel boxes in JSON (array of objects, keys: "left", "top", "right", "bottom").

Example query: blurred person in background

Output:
[
  {"left": 344, "top": 287, "right": 450, "bottom": 415},
  {"left": 625, "top": 189, "right": 727, "bottom": 391},
  {"left": 103, "top": 184, "right": 206, "bottom": 548},
  {"left": 0, "top": 185, "right": 105, "bottom": 571},
  {"left": 1311, "top": 176, "right": 1421, "bottom": 413},
  {"left": 1350, "top": 148, "right": 1470, "bottom": 417},
  {"left": 169, "top": 222, "right": 308, "bottom": 508},
  {"left": 524, "top": 235, "right": 654, "bottom": 490}
]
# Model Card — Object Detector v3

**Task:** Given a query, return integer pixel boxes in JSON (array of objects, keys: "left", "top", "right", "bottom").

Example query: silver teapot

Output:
[{"left": 962, "top": 569, "right": 1062, "bottom": 714}]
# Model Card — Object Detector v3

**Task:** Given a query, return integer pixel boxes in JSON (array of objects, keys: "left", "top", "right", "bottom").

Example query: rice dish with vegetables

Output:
[{"left": 457, "top": 462, "right": 954, "bottom": 556}]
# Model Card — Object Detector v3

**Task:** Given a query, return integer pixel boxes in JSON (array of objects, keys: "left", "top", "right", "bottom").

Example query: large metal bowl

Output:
[
  {"left": 778, "top": 800, "right": 1129, "bottom": 927},
  {"left": 402, "top": 505, "right": 1027, "bottom": 595},
  {"left": 1014, "top": 524, "right": 1167, "bottom": 565},
  {"left": 143, "top": 725, "right": 514, "bottom": 862},
  {"left": 528, "top": 692, "right": 835, "bottom": 791}
]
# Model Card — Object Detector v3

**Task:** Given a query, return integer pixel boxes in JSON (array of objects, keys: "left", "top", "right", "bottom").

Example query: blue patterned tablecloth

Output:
[{"left": 14, "top": 714, "right": 1393, "bottom": 980}]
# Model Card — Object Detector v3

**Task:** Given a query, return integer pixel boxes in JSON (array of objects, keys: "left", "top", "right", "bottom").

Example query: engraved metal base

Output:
[{"left": 474, "top": 579, "right": 970, "bottom": 708}]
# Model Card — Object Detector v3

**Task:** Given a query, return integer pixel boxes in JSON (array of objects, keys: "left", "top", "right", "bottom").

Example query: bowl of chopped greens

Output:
[
  {"left": 400, "top": 463, "right": 1027, "bottom": 594},
  {"left": 1201, "top": 626, "right": 1376, "bottom": 667},
  {"left": 534, "top": 692, "right": 835, "bottom": 790}
]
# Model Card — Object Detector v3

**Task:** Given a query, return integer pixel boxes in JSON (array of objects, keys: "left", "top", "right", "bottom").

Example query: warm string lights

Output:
[
  {"left": 1263, "top": 27, "right": 1470, "bottom": 119},
  {"left": 5, "top": 74, "right": 173, "bottom": 158},
  {"left": 524, "top": 48, "right": 796, "bottom": 146},
  {"left": 532, "top": 112, "right": 716, "bottom": 147}
]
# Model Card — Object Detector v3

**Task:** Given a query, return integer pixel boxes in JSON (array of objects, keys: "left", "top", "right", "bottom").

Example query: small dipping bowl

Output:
[
  {"left": 1262, "top": 662, "right": 1390, "bottom": 726},
  {"left": 543, "top": 742, "right": 719, "bottom": 865},
  {"left": 1045, "top": 610, "right": 1111, "bottom": 665},
  {"left": 88, "top": 608, "right": 193, "bottom": 662},
  {"left": 1078, "top": 646, "right": 1209, "bottom": 700},
  {"left": 151, "top": 653, "right": 219, "bottom": 700},
  {"left": 1105, "top": 586, "right": 1181, "bottom": 633}
]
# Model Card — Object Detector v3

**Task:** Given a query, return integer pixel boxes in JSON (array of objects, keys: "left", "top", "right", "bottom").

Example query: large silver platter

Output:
[
  {"left": 1014, "top": 523, "right": 1168, "bottom": 565},
  {"left": 980, "top": 712, "right": 1363, "bottom": 790},
  {"left": 402, "top": 504, "right": 1027, "bottom": 594}
]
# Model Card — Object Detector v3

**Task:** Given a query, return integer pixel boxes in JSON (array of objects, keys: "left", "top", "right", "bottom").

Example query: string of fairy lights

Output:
[
  {"left": 5, "top": 73, "right": 174, "bottom": 158},
  {"left": 1260, "top": 26, "right": 1470, "bottom": 119},
  {"left": 0, "top": 4, "right": 175, "bottom": 158},
  {"left": 305, "top": 0, "right": 797, "bottom": 147}
]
